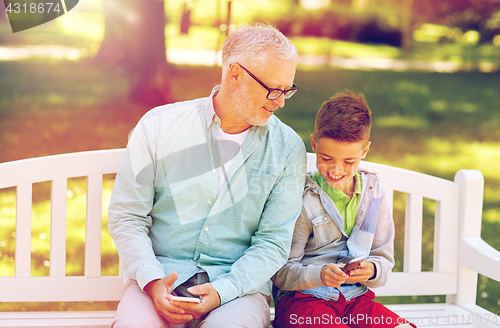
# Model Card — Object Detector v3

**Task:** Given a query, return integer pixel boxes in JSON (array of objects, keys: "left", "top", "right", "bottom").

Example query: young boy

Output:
[{"left": 272, "top": 91, "right": 415, "bottom": 328}]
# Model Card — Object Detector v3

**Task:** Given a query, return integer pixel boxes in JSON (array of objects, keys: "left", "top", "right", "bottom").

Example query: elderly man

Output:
[{"left": 108, "top": 23, "right": 306, "bottom": 328}]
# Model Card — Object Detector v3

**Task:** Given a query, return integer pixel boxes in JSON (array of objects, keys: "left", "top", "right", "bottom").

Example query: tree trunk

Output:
[
  {"left": 401, "top": 0, "right": 414, "bottom": 54},
  {"left": 95, "top": 0, "right": 173, "bottom": 108}
]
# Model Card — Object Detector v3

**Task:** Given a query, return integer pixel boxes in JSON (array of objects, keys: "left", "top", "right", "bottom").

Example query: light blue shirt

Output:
[{"left": 108, "top": 86, "right": 306, "bottom": 304}]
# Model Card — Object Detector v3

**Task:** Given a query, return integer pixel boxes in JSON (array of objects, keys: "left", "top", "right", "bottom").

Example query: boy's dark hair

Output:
[{"left": 314, "top": 90, "right": 371, "bottom": 143}]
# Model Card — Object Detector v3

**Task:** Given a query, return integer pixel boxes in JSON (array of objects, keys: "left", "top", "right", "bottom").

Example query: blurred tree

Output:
[
  {"left": 0, "top": 2, "right": 7, "bottom": 21},
  {"left": 413, "top": 0, "right": 500, "bottom": 42},
  {"left": 95, "top": 0, "right": 173, "bottom": 108},
  {"left": 401, "top": 0, "right": 413, "bottom": 53},
  {"left": 180, "top": 2, "right": 192, "bottom": 34}
]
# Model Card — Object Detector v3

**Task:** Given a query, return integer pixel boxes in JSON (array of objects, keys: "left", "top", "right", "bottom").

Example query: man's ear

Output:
[
  {"left": 361, "top": 141, "right": 371, "bottom": 159},
  {"left": 310, "top": 134, "right": 317, "bottom": 153},
  {"left": 229, "top": 64, "right": 242, "bottom": 86}
]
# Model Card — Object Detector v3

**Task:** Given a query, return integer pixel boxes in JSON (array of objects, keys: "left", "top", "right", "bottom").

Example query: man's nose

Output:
[{"left": 272, "top": 93, "right": 286, "bottom": 108}]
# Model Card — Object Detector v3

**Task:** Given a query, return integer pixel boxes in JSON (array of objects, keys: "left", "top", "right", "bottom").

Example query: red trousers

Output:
[{"left": 274, "top": 290, "right": 416, "bottom": 328}]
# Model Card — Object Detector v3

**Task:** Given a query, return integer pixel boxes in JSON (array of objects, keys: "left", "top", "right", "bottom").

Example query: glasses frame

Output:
[{"left": 233, "top": 63, "right": 298, "bottom": 100}]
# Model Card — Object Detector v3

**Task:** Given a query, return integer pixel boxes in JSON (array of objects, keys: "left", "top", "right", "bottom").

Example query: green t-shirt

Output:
[{"left": 312, "top": 172, "right": 362, "bottom": 236}]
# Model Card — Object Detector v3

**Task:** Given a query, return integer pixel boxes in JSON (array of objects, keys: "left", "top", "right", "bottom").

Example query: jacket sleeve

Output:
[
  {"left": 272, "top": 208, "right": 325, "bottom": 291},
  {"left": 364, "top": 182, "right": 395, "bottom": 289}
]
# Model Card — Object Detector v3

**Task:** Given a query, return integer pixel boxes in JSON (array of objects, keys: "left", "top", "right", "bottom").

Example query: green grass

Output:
[{"left": 1, "top": 60, "right": 500, "bottom": 313}]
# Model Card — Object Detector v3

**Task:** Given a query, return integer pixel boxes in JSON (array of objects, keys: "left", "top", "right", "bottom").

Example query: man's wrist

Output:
[{"left": 144, "top": 279, "right": 160, "bottom": 295}]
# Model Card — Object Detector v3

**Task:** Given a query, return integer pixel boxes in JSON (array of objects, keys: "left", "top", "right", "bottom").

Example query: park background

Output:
[{"left": 1, "top": 0, "right": 500, "bottom": 315}]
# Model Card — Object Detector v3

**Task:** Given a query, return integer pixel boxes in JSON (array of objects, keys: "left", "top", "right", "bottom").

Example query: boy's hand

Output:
[
  {"left": 346, "top": 261, "right": 375, "bottom": 283},
  {"left": 320, "top": 263, "right": 348, "bottom": 287}
]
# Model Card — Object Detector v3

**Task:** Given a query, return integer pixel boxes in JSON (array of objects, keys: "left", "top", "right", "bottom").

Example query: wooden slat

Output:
[
  {"left": 455, "top": 169, "right": 484, "bottom": 305},
  {"left": 86, "top": 175, "right": 103, "bottom": 278},
  {"left": 0, "top": 311, "right": 115, "bottom": 328},
  {"left": 50, "top": 178, "right": 67, "bottom": 278},
  {"left": 306, "top": 152, "right": 317, "bottom": 173},
  {"left": 376, "top": 272, "right": 457, "bottom": 296},
  {"left": 0, "top": 276, "right": 123, "bottom": 302},
  {"left": 0, "top": 149, "right": 125, "bottom": 189},
  {"left": 387, "top": 303, "right": 500, "bottom": 327},
  {"left": 404, "top": 193, "right": 423, "bottom": 273},
  {"left": 434, "top": 201, "right": 459, "bottom": 273},
  {"left": 15, "top": 184, "right": 32, "bottom": 278},
  {"left": 360, "top": 161, "right": 459, "bottom": 203},
  {"left": 458, "top": 303, "right": 500, "bottom": 327}
]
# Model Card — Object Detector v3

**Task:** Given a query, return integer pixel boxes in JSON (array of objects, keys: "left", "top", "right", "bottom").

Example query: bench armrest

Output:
[{"left": 460, "top": 237, "right": 500, "bottom": 282}]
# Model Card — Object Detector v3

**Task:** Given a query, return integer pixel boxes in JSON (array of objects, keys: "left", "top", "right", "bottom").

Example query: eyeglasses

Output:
[{"left": 233, "top": 63, "right": 298, "bottom": 100}]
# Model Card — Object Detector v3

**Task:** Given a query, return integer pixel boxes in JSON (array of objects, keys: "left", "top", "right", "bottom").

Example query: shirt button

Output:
[
  {"left": 204, "top": 227, "right": 209, "bottom": 232},
  {"left": 197, "top": 262, "right": 201, "bottom": 266},
  {"left": 208, "top": 200, "right": 212, "bottom": 205},
  {"left": 323, "top": 217, "right": 328, "bottom": 221},
  {"left": 212, "top": 169, "right": 216, "bottom": 173}
]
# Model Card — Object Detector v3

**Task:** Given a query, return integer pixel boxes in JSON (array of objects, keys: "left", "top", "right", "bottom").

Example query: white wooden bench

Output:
[{"left": 0, "top": 149, "right": 499, "bottom": 327}]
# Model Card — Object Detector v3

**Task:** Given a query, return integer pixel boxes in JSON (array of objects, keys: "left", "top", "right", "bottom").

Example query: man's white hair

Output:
[{"left": 221, "top": 23, "right": 297, "bottom": 77}]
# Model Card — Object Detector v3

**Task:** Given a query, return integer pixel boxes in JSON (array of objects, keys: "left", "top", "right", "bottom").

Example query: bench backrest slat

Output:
[
  {"left": 404, "top": 194, "right": 423, "bottom": 274},
  {"left": 434, "top": 201, "right": 459, "bottom": 273},
  {"left": 86, "top": 174, "right": 104, "bottom": 278},
  {"left": 50, "top": 178, "right": 68, "bottom": 278},
  {"left": 15, "top": 184, "right": 32, "bottom": 278},
  {"left": 0, "top": 149, "right": 125, "bottom": 189}
]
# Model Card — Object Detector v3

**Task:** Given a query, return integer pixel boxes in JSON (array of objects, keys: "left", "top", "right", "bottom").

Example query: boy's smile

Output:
[{"left": 311, "top": 135, "right": 370, "bottom": 197}]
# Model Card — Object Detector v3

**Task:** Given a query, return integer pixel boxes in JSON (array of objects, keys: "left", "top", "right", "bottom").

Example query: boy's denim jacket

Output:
[{"left": 272, "top": 171, "right": 395, "bottom": 302}]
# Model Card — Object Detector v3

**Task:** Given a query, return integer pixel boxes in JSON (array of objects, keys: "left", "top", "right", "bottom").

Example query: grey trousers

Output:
[{"left": 111, "top": 273, "right": 270, "bottom": 328}]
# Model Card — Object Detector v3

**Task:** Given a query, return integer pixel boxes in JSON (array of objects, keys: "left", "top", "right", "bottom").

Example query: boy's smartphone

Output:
[
  {"left": 341, "top": 255, "right": 366, "bottom": 274},
  {"left": 171, "top": 296, "right": 201, "bottom": 303}
]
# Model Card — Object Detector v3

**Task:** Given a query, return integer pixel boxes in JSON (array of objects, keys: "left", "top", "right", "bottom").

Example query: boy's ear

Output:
[
  {"left": 310, "top": 134, "right": 317, "bottom": 152},
  {"left": 361, "top": 141, "right": 371, "bottom": 159}
]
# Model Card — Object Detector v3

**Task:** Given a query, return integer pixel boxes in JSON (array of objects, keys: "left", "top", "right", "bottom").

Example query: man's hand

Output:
[
  {"left": 346, "top": 261, "right": 375, "bottom": 283},
  {"left": 320, "top": 263, "right": 348, "bottom": 287},
  {"left": 144, "top": 272, "right": 194, "bottom": 325},
  {"left": 172, "top": 283, "right": 221, "bottom": 320}
]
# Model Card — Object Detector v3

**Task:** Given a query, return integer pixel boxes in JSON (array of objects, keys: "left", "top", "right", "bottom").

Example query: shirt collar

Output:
[
  {"left": 353, "top": 172, "right": 362, "bottom": 195},
  {"left": 206, "top": 85, "right": 221, "bottom": 129},
  {"left": 311, "top": 172, "right": 362, "bottom": 201}
]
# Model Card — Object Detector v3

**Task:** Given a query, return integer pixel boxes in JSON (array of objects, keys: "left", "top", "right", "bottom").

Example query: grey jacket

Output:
[{"left": 272, "top": 171, "right": 395, "bottom": 301}]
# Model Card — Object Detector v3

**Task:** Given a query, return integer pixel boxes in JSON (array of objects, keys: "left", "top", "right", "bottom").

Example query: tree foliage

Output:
[{"left": 413, "top": 0, "right": 500, "bottom": 42}]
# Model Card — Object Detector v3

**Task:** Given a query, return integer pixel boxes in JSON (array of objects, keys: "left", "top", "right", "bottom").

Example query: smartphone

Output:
[
  {"left": 341, "top": 255, "right": 366, "bottom": 274},
  {"left": 171, "top": 296, "right": 201, "bottom": 303}
]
